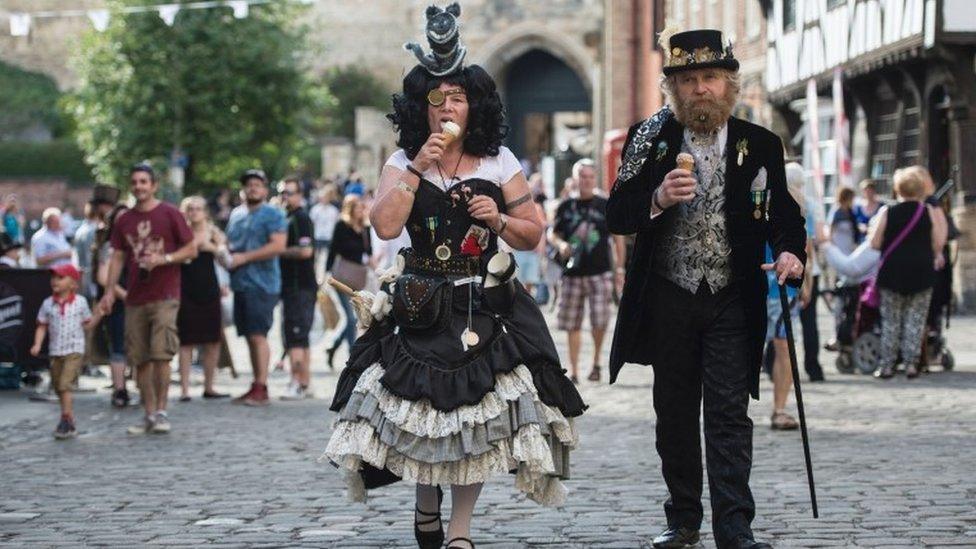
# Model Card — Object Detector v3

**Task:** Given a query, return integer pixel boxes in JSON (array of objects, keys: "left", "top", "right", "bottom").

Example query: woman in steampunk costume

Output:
[{"left": 322, "top": 4, "right": 586, "bottom": 548}]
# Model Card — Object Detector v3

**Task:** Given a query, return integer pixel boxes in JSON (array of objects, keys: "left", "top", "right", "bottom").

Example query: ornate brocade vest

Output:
[{"left": 652, "top": 135, "right": 733, "bottom": 294}]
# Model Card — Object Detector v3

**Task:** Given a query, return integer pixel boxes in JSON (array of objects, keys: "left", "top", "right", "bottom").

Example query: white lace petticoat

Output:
[{"left": 321, "top": 363, "right": 578, "bottom": 506}]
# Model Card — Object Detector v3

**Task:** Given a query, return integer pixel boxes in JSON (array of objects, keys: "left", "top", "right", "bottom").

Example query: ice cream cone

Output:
[
  {"left": 442, "top": 121, "right": 461, "bottom": 145},
  {"left": 676, "top": 152, "right": 695, "bottom": 172}
]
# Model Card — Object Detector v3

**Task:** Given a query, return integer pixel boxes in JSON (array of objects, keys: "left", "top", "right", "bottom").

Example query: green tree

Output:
[
  {"left": 319, "top": 66, "right": 391, "bottom": 139},
  {"left": 67, "top": 0, "right": 331, "bottom": 194},
  {"left": 0, "top": 60, "right": 65, "bottom": 138}
]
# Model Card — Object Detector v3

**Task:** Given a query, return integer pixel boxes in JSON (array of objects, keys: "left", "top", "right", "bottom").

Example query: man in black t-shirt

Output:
[
  {"left": 549, "top": 159, "right": 626, "bottom": 383},
  {"left": 278, "top": 178, "right": 317, "bottom": 400}
]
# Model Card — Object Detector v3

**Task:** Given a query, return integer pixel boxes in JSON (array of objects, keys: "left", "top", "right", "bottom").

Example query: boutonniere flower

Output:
[
  {"left": 736, "top": 138, "right": 749, "bottom": 166},
  {"left": 655, "top": 141, "right": 668, "bottom": 161}
]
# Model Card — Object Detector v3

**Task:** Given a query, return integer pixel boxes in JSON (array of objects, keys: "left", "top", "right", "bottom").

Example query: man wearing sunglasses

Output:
[{"left": 277, "top": 177, "right": 316, "bottom": 400}]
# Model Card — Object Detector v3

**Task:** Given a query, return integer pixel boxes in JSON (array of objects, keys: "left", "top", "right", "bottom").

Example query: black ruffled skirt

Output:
[{"left": 323, "top": 277, "right": 586, "bottom": 505}]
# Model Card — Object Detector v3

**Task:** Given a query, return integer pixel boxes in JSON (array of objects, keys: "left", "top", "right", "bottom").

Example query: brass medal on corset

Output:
[{"left": 435, "top": 244, "right": 452, "bottom": 261}]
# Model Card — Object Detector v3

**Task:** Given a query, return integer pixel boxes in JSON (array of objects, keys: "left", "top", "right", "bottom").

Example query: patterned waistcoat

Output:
[{"left": 652, "top": 134, "right": 733, "bottom": 294}]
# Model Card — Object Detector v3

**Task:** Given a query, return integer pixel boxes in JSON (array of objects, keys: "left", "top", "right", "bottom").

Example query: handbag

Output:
[
  {"left": 331, "top": 227, "right": 370, "bottom": 291},
  {"left": 332, "top": 256, "right": 368, "bottom": 291},
  {"left": 860, "top": 202, "right": 925, "bottom": 308}
]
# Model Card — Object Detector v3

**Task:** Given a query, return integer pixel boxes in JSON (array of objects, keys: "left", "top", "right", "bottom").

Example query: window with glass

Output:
[{"left": 783, "top": 0, "right": 796, "bottom": 31}]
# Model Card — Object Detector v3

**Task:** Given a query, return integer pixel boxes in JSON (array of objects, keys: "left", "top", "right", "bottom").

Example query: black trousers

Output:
[
  {"left": 649, "top": 276, "right": 755, "bottom": 548},
  {"left": 800, "top": 276, "right": 824, "bottom": 379}
]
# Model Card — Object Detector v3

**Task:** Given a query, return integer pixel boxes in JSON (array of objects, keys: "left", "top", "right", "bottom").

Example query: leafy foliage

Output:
[
  {"left": 67, "top": 0, "right": 332, "bottom": 193},
  {"left": 318, "top": 65, "right": 391, "bottom": 139},
  {"left": 0, "top": 139, "right": 94, "bottom": 184},
  {"left": 0, "top": 61, "right": 65, "bottom": 138}
]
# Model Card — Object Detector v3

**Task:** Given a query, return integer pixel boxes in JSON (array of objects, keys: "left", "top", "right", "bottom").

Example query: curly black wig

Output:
[{"left": 388, "top": 64, "right": 508, "bottom": 160}]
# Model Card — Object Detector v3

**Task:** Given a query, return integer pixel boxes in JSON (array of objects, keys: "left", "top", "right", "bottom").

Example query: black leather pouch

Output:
[{"left": 391, "top": 274, "right": 452, "bottom": 333}]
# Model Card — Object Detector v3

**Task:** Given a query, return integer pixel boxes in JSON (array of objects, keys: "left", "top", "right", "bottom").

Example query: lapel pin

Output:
[
  {"left": 736, "top": 138, "right": 749, "bottom": 166},
  {"left": 655, "top": 141, "right": 668, "bottom": 162}
]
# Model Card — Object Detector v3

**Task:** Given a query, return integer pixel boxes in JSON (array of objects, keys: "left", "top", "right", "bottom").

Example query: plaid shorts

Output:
[{"left": 557, "top": 272, "right": 614, "bottom": 331}]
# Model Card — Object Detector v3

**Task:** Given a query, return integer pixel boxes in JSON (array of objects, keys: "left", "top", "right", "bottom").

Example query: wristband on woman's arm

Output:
[{"left": 406, "top": 164, "right": 423, "bottom": 179}]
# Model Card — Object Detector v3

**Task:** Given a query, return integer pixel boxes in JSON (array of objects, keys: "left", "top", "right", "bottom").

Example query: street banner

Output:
[
  {"left": 806, "top": 79, "right": 826, "bottom": 203},
  {"left": 0, "top": 269, "right": 52, "bottom": 367},
  {"left": 832, "top": 68, "right": 852, "bottom": 189}
]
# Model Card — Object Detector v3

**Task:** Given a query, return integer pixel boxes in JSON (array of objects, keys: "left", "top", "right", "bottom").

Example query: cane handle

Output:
[{"left": 327, "top": 277, "right": 357, "bottom": 298}]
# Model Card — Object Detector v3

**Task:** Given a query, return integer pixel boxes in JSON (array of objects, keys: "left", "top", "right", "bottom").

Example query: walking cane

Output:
[{"left": 778, "top": 284, "right": 819, "bottom": 518}]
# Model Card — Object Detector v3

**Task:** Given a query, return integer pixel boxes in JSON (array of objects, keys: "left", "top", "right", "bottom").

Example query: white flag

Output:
[
  {"left": 227, "top": 1, "right": 249, "bottom": 19},
  {"left": 9, "top": 13, "right": 31, "bottom": 37},
  {"left": 158, "top": 4, "right": 180, "bottom": 26},
  {"left": 88, "top": 9, "right": 111, "bottom": 32},
  {"left": 832, "top": 67, "right": 852, "bottom": 189},
  {"left": 806, "top": 79, "right": 825, "bottom": 203}
]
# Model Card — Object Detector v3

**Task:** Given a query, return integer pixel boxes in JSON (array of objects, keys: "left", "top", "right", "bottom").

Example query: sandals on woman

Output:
[
  {"left": 414, "top": 486, "right": 444, "bottom": 549},
  {"left": 771, "top": 410, "right": 799, "bottom": 431},
  {"left": 447, "top": 537, "right": 475, "bottom": 549}
]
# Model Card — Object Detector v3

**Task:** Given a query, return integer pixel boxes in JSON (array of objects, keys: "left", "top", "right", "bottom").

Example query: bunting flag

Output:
[
  {"left": 157, "top": 4, "right": 180, "bottom": 26},
  {"left": 806, "top": 78, "right": 826, "bottom": 203},
  {"left": 9, "top": 13, "right": 31, "bottom": 37},
  {"left": 87, "top": 9, "right": 111, "bottom": 32},
  {"left": 832, "top": 67, "right": 852, "bottom": 189},
  {"left": 3, "top": 0, "right": 316, "bottom": 37},
  {"left": 228, "top": 1, "right": 249, "bottom": 19}
]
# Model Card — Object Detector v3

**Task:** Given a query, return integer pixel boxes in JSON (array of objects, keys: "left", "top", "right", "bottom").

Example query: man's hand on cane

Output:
[{"left": 761, "top": 251, "right": 804, "bottom": 285}]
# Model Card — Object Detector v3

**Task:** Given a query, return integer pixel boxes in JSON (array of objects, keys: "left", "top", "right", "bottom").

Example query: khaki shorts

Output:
[
  {"left": 125, "top": 300, "right": 180, "bottom": 367},
  {"left": 50, "top": 353, "right": 83, "bottom": 393}
]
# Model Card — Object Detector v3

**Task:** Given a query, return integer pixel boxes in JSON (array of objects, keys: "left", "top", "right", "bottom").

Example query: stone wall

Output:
[
  {"left": 0, "top": 0, "right": 105, "bottom": 89},
  {"left": 0, "top": 179, "right": 93, "bottom": 220}
]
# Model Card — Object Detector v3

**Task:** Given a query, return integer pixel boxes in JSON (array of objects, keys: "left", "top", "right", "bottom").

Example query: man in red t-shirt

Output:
[{"left": 100, "top": 164, "right": 196, "bottom": 435}]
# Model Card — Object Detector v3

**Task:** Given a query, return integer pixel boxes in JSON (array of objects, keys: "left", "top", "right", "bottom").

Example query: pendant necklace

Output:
[
  {"left": 434, "top": 151, "right": 465, "bottom": 262},
  {"left": 435, "top": 151, "right": 465, "bottom": 192}
]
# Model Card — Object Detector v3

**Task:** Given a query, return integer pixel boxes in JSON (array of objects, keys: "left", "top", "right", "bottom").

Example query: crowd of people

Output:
[
  {"left": 2, "top": 163, "right": 392, "bottom": 439},
  {"left": 2, "top": 15, "right": 963, "bottom": 549},
  {"left": 3, "top": 150, "right": 957, "bottom": 441}
]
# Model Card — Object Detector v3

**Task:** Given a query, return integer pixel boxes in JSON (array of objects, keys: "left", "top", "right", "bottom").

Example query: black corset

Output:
[{"left": 404, "top": 177, "right": 506, "bottom": 265}]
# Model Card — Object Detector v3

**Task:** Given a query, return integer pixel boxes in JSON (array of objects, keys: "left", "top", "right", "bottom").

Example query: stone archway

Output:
[
  {"left": 475, "top": 23, "right": 595, "bottom": 97},
  {"left": 474, "top": 23, "right": 596, "bottom": 168}
]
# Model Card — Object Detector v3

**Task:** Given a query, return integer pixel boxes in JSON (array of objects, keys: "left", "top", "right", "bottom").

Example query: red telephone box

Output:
[{"left": 602, "top": 129, "right": 628, "bottom": 193}]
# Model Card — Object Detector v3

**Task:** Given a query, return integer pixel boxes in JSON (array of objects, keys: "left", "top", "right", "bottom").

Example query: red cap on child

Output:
[{"left": 50, "top": 264, "right": 81, "bottom": 282}]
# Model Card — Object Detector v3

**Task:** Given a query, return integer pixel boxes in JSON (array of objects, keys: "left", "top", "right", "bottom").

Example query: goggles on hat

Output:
[{"left": 427, "top": 88, "right": 465, "bottom": 106}]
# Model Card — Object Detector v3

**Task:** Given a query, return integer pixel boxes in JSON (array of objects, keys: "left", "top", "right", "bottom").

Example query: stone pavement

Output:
[{"left": 1, "top": 307, "right": 975, "bottom": 548}]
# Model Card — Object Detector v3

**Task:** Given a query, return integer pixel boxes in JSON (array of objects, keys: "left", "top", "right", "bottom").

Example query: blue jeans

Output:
[{"left": 336, "top": 292, "right": 357, "bottom": 350}]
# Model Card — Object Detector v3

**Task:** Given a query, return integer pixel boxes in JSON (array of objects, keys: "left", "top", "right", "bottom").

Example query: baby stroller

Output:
[
  {"left": 821, "top": 242, "right": 882, "bottom": 374},
  {"left": 824, "top": 283, "right": 861, "bottom": 374},
  {"left": 849, "top": 282, "right": 882, "bottom": 375}
]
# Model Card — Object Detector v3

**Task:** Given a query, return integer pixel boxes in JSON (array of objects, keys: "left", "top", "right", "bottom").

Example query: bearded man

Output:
[{"left": 606, "top": 30, "right": 806, "bottom": 549}]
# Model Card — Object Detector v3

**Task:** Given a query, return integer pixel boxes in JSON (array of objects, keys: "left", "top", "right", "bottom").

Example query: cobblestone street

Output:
[{"left": 2, "top": 309, "right": 975, "bottom": 548}]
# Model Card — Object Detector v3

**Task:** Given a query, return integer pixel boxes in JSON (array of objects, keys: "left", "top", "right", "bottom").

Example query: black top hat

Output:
[
  {"left": 0, "top": 233, "right": 22, "bottom": 255},
  {"left": 91, "top": 184, "right": 121, "bottom": 205},
  {"left": 663, "top": 29, "right": 739, "bottom": 76}
]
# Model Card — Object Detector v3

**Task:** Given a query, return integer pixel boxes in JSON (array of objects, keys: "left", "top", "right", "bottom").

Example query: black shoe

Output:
[
  {"left": 652, "top": 526, "right": 700, "bottom": 548},
  {"left": 53, "top": 417, "right": 77, "bottom": 440},
  {"left": 203, "top": 391, "right": 230, "bottom": 399},
  {"left": 111, "top": 388, "right": 130, "bottom": 408},
  {"left": 326, "top": 344, "right": 339, "bottom": 371},
  {"left": 414, "top": 486, "right": 443, "bottom": 549},
  {"left": 726, "top": 536, "right": 772, "bottom": 549}
]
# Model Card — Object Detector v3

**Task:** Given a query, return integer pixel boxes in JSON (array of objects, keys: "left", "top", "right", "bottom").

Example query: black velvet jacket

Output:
[{"left": 606, "top": 114, "right": 807, "bottom": 399}]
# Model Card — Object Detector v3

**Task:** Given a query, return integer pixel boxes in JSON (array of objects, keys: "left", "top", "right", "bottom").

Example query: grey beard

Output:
[{"left": 674, "top": 95, "right": 735, "bottom": 134}]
